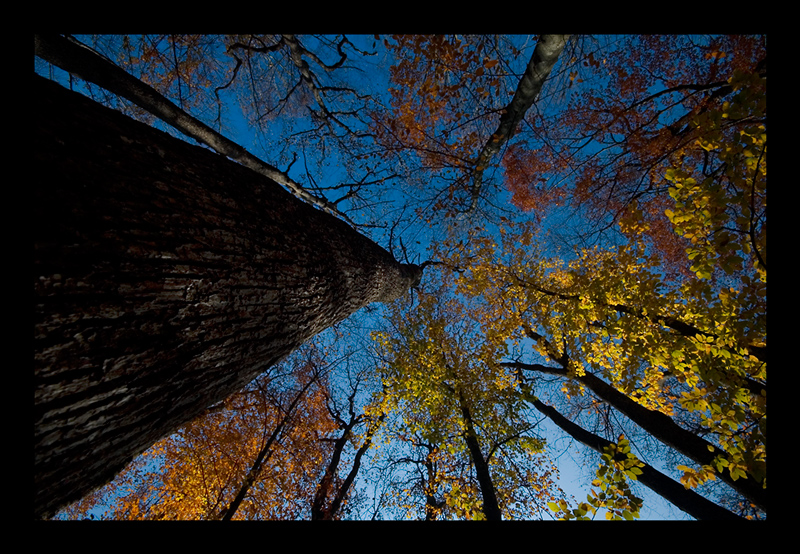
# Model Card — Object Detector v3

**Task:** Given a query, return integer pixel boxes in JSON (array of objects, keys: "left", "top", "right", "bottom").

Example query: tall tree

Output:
[
  {"left": 469, "top": 34, "right": 570, "bottom": 212},
  {"left": 34, "top": 34, "right": 350, "bottom": 221},
  {"left": 215, "top": 366, "right": 322, "bottom": 521},
  {"left": 519, "top": 387, "right": 744, "bottom": 520},
  {"left": 451, "top": 60, "right": 767, "bottom": 509},
  {"left": 33, "top": 75, "right": 421, "bottom": 519},
  {"left": 451, "top": 199, "right": 766, "bottom": 516},
  {"left": 37, "top": 34, "right": 767, "bottom": 521},
  {"left": 310, "top": 398, "right": 383, "bottom": 520},
  {"left": 372, "top": 34, "right": 570, "bottom": 220},
  {"left": 53, "top": 34, "right": 400, "bottom": 229},
  {"left": 372, "top": 276, "right": 568, "bottom": 520},
  {"left": 501, "top": 35, "right": 766, "bottom": 276}
]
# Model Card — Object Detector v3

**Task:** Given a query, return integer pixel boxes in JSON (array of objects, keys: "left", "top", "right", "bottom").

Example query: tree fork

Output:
[{"left": 33, "top": 75, "right": 421, "bottom": 519}]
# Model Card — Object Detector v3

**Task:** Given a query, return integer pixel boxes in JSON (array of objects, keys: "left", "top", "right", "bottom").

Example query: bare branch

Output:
[{"left": 35, "top": 34, "right": 356, "bottom": 226}]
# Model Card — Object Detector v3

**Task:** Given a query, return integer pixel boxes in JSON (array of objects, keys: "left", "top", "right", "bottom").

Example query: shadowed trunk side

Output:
[{"left": 34, "top": 76, "right": 420, "bottom": 519}]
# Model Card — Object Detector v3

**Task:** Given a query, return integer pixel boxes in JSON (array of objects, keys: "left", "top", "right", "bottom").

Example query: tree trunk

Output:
[
  {"left": 469, "top": 34, "right": 570, "bottom": 211},
  {"left": 33, "top": 34, "right": 345, "bottom": 221},
  {"left": 503, "top": 361, "right": 767, "bottom": 513},
  {"left": 530, "top": 398, "right": 744, "bottom": 520},
  {"left": 456, "top": 389, "right": 502, "bottom": 521},
  {"left": 33, "top": 75, "right": 421, "bottom": 519},
  {"left": 310, "top": 422, "right": 355, "bottom": 521},
  {"left": 311, "top": 423, "right": 377, "bottom": 521},
  {"left": 423, "top": 446, "right": 444, "bottom": 520},
  {"left": 217, "top": 377, "right": 316, "bottom": 521}
]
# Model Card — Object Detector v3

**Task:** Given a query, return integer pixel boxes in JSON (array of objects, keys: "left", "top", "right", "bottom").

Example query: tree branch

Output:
[
  {"left": 34, "top": 34, "right": 355, "bottom": 226},
  {"left": 518, "top": 276, "right": 767, "bottom": 368},
  {"left": 503, "top": 359, "right": 767, "bottom": 512},
  {"left": 526, "top": 394, "right": 744, "bottom": 520}
]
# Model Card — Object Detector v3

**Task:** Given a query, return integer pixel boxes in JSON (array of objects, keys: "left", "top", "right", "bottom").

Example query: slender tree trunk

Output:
[
  {"left": 529, "top": 397, "right": 744, "bottom": 520},
  {"left": 33, "top": 76, "right": 421, "bottom": 519},
  {"left": 456, "top": 389, "right": 502, "bottom": 521},
  {"left": 311, "top": 408, "right": 383, "bottom": 521},
  {"left": 217, "top": 377, "right": 316, "bottom": 521},
  {"left": 469, "top": 34, "right": 570, "bottom": 212},
  {"left": 310, "top": 421, "right": 356, "bottom": 520},
  {"left": 315, "top": 420, "right": 381, "bottom": 520},
  {"left": 33, "top": 34, "right": 345, "bottom": 221},
  {"left": 504, "top": 361, "right": 767, "bottom": 513},
  {"left": 423, "top": 446, "right": 443, "bottom": 521}
]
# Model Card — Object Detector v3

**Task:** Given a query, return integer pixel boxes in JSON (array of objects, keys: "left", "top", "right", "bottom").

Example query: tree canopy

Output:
[{"left": 36, "top": 33, "right": 766, "bottom": 521}]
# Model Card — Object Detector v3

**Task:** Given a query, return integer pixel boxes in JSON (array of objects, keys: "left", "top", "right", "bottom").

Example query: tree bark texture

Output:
[
  {"left": 33, "top": 76, "right": 421, "bottom": 519},
  {"left": 33, "top": 34, "right": 345, "bottom": 220}
]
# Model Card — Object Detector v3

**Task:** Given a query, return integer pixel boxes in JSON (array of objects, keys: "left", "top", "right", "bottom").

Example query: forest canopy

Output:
[{"left": 35, "top": 34, "right": 766, "bottom": 521}]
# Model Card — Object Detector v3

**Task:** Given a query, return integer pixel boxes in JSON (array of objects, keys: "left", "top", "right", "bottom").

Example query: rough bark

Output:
[
  {"left": 529, "top": 398, "right": 744, "bottom": 520},
  {"left": 33, "top": 75, "right": 421, "bottom": 519}
]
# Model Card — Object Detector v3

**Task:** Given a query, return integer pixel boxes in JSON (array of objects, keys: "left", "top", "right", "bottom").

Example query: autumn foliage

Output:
[
  {"left": 502, "top": 35, "right": 766, "bottom": 280},
  {"left": 371, "top": 274, "right": 569, "bottom": 520},
  {"left": 60, "top": 348, "right": 341, "bottom": 520}
]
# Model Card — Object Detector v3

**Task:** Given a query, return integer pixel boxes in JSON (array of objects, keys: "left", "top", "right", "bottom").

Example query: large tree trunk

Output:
[
  {"left": 33, "top": 34, "right": 345, "bottom": 221},
  {"left": 33, "top": 75, "right": 421, "bottom": 519}
]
